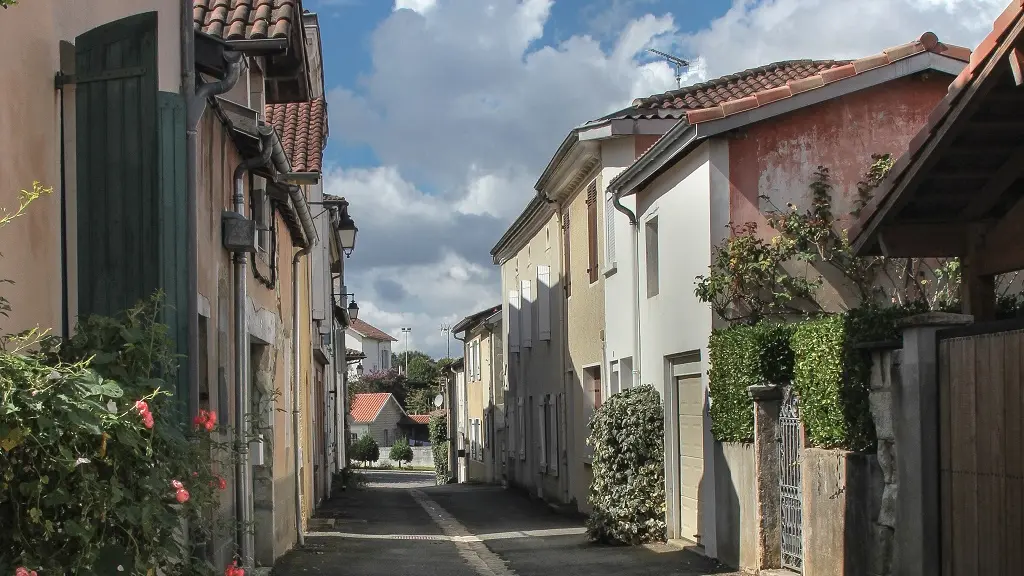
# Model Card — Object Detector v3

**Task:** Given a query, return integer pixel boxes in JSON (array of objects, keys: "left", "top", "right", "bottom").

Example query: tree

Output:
[
  {"left": 405, "top": 387, "right": 435, "bottom": 415},
  {"left": 350, "top": 368, "right": 409, "bottom": 405},
  {"left": 349, "top": 434, "right": 380, "bottom": 468},
  {"left": 392, "top": 350, "right": 439, "bottom": 384},
  {"left": 389, "top": 437, "right": 414, "bottom": 468}
]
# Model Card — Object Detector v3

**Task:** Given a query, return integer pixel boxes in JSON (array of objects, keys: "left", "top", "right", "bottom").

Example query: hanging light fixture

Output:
[{"left": 347, "top": 299, "right": 360, "bottom": 321}]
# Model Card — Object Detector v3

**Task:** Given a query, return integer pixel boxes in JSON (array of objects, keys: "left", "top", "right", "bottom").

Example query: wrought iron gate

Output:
[{"left": 780, "top": 387, "right": 803, "bottom": 572}]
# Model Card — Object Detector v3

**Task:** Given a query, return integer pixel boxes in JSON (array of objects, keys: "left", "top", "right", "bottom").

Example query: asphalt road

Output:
[{"left": 271, "top": 470, "right": 740, "bottom": 576}]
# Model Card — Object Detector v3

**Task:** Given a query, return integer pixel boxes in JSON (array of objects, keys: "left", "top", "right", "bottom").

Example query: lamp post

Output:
[
  {"left": 401, "top": 327, "right": 412, "bottom": 374},
  {"left": 440, "top": 323, "right": 452, "bottom": 359}
]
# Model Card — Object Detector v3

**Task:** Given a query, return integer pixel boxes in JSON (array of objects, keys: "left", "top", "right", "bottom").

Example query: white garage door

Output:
[{"left": 677, "top": 374, "right": 703, "bottom": 544}]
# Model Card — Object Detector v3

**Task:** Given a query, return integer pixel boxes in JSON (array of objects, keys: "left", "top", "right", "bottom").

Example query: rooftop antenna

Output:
[{"left": 647, "top": 48, "right": 690, "bottom": 89}]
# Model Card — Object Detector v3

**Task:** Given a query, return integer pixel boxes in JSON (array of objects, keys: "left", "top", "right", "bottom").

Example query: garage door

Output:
[{"left": 677, "top": 374, "right": 703, "bottom": 544}]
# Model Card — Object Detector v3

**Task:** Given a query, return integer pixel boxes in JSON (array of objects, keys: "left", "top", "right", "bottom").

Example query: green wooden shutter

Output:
[{"left": 75, "top": 13, "right": 190, "bottom": 408}]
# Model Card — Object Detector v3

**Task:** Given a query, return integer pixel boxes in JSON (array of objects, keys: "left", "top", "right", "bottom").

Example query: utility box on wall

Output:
[{"left": 222, "top": 211, "right": 257, "bottom": 253}]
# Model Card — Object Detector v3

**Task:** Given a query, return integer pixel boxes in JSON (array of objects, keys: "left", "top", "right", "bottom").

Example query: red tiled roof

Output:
[
  {"left": 407, "top": 414, "right": 431, "bottom": 425},
  {"left": 265, "top": 98, "right": 327, "bottom": 173},
  {"left": 680, "top": 33, "right": 970, "bottom": 126},
  {"left": 350, "top": 393, "right": 392, "bottom": 423},
  {"left": 193, "top": 0, "right": 299, "bottom": 42},
  {"left": 851, "top": 2, "right": 1024, "bottom": 249},
  {"left": 350, "top": 318, "right": 398, "bottom": 342}
]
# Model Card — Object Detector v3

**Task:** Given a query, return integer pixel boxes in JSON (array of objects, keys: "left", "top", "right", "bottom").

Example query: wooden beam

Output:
[
  {"left": 963, "top": 225, "right": 996, "bottom": 321},
  {"left": 1010, "top": 47, "right": 1024, "bottom": 86},
  {"left": 876, "top": 222, "right": 966, "bottom": 257},
  {"left": 979, "top": 192, "right": 1024, "bottom": 275},
  {"left": 964, "top": 147, "right": 1024, "bottom": 218}
]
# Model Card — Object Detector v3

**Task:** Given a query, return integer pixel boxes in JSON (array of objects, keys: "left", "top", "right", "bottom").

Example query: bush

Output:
[
  {"left": 586, "top": 385, "right": 666, "bottom": 545},
  {"left": 0, "top": 296, "right": 232, "bottom": 575},
  {"left": 349, "top": 433, "right": 379, "bottom": 467},
  {"left": 428, "top": 414, "right": 450, "bottom": 484},
  {"left": 708, "top": 323, "right": 794, "bottom": 442},
  {"left": 389, "top": 437, "right": 414, "bottom": 468}
]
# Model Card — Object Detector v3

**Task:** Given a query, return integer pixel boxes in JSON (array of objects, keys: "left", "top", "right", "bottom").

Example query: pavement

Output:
[{"left": 271, "top": 470, "right": 742, "bottom": 576}]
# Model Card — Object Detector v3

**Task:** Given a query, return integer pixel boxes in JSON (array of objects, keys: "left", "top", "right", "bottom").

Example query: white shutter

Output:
[
  {"left": 537, "top": 399, "right": 546, "bottom": 473},
  {"left": 605, "top": 191, "right": 616, "bottom": 267},
  {"left": 537, "top": 265, "right": 551, "bottom": 341},
  {"left": 550, "top": 394, "right": 559, "bottom": 477},
  {"left": 518, "top": 396, "right": 526, "bottom": 459},
  {"left": 476, "top": 342, "right": 482, "bottom": 380},
  {"left": 520, "top": 280, "right": 533, "bottom": 348},
  {"left": 509, "top": 290, "right": 521, "bottom": 353}
]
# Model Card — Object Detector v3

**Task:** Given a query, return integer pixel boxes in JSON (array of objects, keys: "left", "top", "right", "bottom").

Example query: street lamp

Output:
[
  {"left": 401, "top": 327, "right": 412, "bottom": 374},
  {"left": 308, "top": 197, "right": 358, "bottom": 257},
  {"left": 440, "top": 323, "right": 452, "bottom": 359},
  {"left": 335, "top": 292, "right": 359, "bottom": 322}
]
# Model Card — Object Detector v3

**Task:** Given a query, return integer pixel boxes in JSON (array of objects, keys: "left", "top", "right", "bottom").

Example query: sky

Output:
[{"left": 307, "top": 0, "right": 1007, "bottom": 359}]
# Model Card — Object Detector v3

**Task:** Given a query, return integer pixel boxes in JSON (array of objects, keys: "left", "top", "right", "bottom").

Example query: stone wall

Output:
[
  {"left": 370, "top": 446, "right": 434, "bottom": 469},
  {"left": 802, "top": 448, "right": 883, "bottom": 576},
  {"left": 713, "top": 441, "right": 758, "bottom": 571},
  {"left": 868, "top": 348, "right": 901, "bottom": 576}
]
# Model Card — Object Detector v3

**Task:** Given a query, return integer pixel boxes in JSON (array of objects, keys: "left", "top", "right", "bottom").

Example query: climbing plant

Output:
[{"left": 428, "top": 414, "right": 450, "bottom": 484}]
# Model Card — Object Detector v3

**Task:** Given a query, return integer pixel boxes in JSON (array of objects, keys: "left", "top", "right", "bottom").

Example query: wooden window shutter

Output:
[
  {"left": 587, "top": 181, "right": 599, "bottom": 284},
  {"left": 562, "top": 211, "right": 571, "bottom": 297},
  {"left": 509, "top": 290, "right": 521, "bottom": 353},
  {"left": 520, "top": 280, "right": 533, "bottom": 348}
]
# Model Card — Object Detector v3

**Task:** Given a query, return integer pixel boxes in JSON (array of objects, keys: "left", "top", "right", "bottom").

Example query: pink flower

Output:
[
  {"left": 16, "top": 567, "right": 30, "bottom": 576},
  {"left": 171, "top": 479, "right": 183, "bottom": 490},
  {"left": 225, "top": 560, "right": 244, "bottom": 576},
  {"left": 143, "top": 412, "right": 155, "bottom": 429},
  {"left": 218, "top": 476, "right": 227, "bottom": 490},
  {"left": 204, "top": 419, "right": 215, "bottom": 432},
  {"left": 175, "top": 488, "right": 190, "bottom": 503},
  {"left": 135, "top": 400, "right": 149, "bottom": 414}
]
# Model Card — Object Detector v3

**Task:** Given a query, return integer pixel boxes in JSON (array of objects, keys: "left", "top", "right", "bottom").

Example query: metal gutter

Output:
[{"left": 225, "top": 38, "right": 290, "bottom": 55}]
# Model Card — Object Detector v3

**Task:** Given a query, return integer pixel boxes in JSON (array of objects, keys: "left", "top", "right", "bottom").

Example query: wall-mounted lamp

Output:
[
  {"left": 309, "top": 196, "right": 358, "bottom": 258},
  {"left": 337, "top": 292, "right": 359, "bottom": 321}
]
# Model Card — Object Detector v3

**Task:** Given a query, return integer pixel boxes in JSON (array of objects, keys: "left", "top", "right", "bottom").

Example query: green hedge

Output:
[
  {"left": 428, "top": 414, "right": 451, "bottom": 485},
  {"left": 586, "top": 385, "right": 665, "bottom": 545},
  {"left": 708, "top": 323, "right": 795, "bottom": 442}
]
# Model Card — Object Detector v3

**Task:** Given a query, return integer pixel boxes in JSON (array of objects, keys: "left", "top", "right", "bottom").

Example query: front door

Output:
[{"left": 677, "top": 374, "right": 703, "bottom": 545}]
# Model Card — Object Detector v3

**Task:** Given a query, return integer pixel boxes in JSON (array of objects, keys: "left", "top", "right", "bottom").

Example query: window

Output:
[
  {"left": 562, "top": 210, "right": 571, "bottom": 297},
  {"left": 466, "top": 341, "right": 474, "bottom": 381},
  {"left": 609, "top": 360, "right": 619, "bottom": 397},
  {"left": 509, "top": 289, "right": 521, "bottom": 353},
  {"left": 620, "top": 357, "right": 633, "bottom": 391},
  {"left": 646, "top": 217, "right": 660, "bottom": 298},
  {"left": 251, "top": 177, "right": 271, "bottom": 259},
  {"left": 381, "top": 350, "right": 389, "bottom": 371},
  {"left": 586, "top": 366, "right": 603, "bottom": 409},
  {"left": 537, "top": 265, "right": 551, "bottom": 340},
  {"left": 471, "top": 419, "right": 482, "bottom": 461},
  {"left": 520, "top": 280, "right": 533, "bottom": 348},
  {"left": 587, "top": 181, "right": 599, "bottom": 284},
  {"left": 605, "top": 190, "right": 616, "bottom": 268}
]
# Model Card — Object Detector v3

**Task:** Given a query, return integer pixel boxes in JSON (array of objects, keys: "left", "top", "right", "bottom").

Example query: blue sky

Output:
[{"left": 305, "top": 0, "right": 1005, "bottom": 358}]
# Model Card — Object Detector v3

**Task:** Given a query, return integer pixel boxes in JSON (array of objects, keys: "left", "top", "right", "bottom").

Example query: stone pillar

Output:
[
  {"left": 748, "top": 384, "right": 783, "bottom": 570},
  {"left": 867, "top": 346, "right": 900, "bottom": 576},
  {"left": 893, "top": 312, "right": 972, "bottom": 576}
]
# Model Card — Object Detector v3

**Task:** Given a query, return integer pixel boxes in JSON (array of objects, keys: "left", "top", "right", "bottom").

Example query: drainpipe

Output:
[
  {"left": 329, "top": 206, "right": 347, "bottom": 475},
  {"left": 288, "top": 181, "right": 317, "bottom": 548},
  {"left": 232, "top": 136, "right": 273, "bottom": 570},
  {"left": 612, "top": 190, "right": 641, "bottom": 387}
]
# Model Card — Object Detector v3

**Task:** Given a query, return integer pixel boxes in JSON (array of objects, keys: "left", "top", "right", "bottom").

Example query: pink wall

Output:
[{"left": 728, "top": 74, "right": 951, "bottom": 232}]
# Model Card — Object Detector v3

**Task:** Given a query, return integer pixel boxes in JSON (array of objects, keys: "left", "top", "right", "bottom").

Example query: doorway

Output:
[{"left": 666, "top": 352, "right": 704, "bottom": 548}]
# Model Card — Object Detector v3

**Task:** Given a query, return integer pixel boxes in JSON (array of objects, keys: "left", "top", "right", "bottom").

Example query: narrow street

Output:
[{"left": 271, "top": 471, "right": 740, "bottom": 576}]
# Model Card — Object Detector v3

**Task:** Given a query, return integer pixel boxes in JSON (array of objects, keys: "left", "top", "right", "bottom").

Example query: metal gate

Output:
[{"left": 780, "top": 387, "right": 803, "bottom": 572}]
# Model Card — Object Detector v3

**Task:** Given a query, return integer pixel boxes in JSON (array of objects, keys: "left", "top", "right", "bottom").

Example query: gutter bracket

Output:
[{"left": 54, "top": 73, "right": 75, "bottom": 88}]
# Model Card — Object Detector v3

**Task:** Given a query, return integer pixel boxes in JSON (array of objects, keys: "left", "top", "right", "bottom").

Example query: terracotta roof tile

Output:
[
  {"left": 193, "top": 0, "right": 299, "bottom": 42},
  {"left": 407, "top": 414, "right": 431, "bottom": 425},
  {"left": 350, "top": 393, "right": 392, "bottom": 423},
  {"left": 350, "top": 318, "right": 398, "bottom": 342},
  {"left": 264, "top": 98, "right": 327, "bottom": 173},
  {"left": 677, "top": 33, "right": 971, "bottom": 127},
  {"left": 632, "top": 60, "right": 845, "bottom": 112}
]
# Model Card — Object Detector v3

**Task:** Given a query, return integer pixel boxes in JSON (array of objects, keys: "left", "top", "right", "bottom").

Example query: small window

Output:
[
  {"left": 646, "top": 217, "right": 659, "bottom": 298},
  {"left": 586, "top": 366, "right": 602, "bottom": 409},
  {"left": 252, "top": 177, "right": 271, "bottom": 259},
  {"left": 587, "top": 182, "right": 599, "bottom": 284}
]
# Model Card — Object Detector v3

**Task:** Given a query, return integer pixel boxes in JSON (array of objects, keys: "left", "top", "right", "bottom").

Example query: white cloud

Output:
[
  {"left": 328, "top": 0, "right": 1003, "bottom": 358},
  {"left": 680, "top": 0, "right": 1005, "bottom": 78}
]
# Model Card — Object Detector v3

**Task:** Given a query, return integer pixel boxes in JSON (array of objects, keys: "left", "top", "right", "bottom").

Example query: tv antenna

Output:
[{"left": 647, "top": 48, "right": 690, "bottom": 89}]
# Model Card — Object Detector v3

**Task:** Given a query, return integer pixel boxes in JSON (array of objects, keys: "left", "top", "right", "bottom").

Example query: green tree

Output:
[
  {"left": 350, "top": 368, "right": 409, "bottom": 405},
  {"left": 405, "top": 387, "right": 435, "bottom": 415},
  {"left": 349, "top": 433, "right": 380, "bottom": 468},
  {"left": 389, "top": 437, "right": 414, "bottom": 468},
  {"left": 428, "top": 415, "right": 450, "bottom": 484},
  {"left": 392, "top": 350, "right": 438, "bottom": 384}
]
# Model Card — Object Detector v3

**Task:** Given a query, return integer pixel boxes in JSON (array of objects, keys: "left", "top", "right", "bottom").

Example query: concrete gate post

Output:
[
  {"left": 748, "top": 384, "right": 783, "bottom": 570},
  {"left": 894, "top": 312, "right": 972, "bottom": 576}
]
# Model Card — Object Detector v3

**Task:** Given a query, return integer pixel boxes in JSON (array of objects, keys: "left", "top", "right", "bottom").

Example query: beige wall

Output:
[
  {"left": 0, "top": 0, "right": 181, "bottom": 335},
  {"left": 464, "top": 327, "right": 493, "bottom": 482}
]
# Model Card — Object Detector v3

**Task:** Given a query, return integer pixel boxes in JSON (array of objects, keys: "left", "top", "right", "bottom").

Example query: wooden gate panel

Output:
[{"left": 939, "top": 329, "right": 1024, "bottom": 576}]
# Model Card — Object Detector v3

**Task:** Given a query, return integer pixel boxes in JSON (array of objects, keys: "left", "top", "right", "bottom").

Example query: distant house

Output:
[
  {"left": 349, "top": 392, "right": 427, "bottom": 447},
  {"left": 345, "top": 319, "right": 398, "bottom": 377}
]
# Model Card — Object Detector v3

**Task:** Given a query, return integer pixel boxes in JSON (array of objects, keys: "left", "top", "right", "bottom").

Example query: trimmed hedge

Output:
[
  {"left": 586, "top": 385, "right": 666, "bottom": 545},
  {"left": 428, "top": 414, "right": 451, "bottom": 484},
  {"left": 708, "top": 323, "right": 795, "bottom": 442}
]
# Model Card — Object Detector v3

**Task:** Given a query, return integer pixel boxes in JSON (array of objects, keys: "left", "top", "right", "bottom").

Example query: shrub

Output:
[
  {"left": 0, "top": 296, "right": 232, "bottom": 575},
  {"left": 428, "top": 414, "right": 450, "bottom": 484},
  {"left": 708, "top": 323, "right": 794, "bottom": 442},
  {"left": 389, "top": 437, "right": 414, "bottom": 468},
  {"left": 586, "top": 385, "right": 666, "bottom": 545},
  {"left": 349, "top": 434, "right": 379, "bottom": 467}
]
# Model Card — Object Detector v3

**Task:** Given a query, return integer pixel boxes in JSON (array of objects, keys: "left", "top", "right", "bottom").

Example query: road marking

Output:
[
  {"left": 304, "top": 532, "right": 452, "bottom": 541},
  {"left": 410, "top": 489, "right": 519, "bottom": 576},
  {"left": 304, "top": 526, "right": 587, "bottom": 543}
]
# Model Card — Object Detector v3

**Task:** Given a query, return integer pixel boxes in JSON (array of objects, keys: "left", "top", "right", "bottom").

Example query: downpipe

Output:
[
  {"left": 612, "top": 191, "right": 641, "bottom": 387},
  {"left": 232, "top": 138, "right": 273, "bottom": 570}
]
